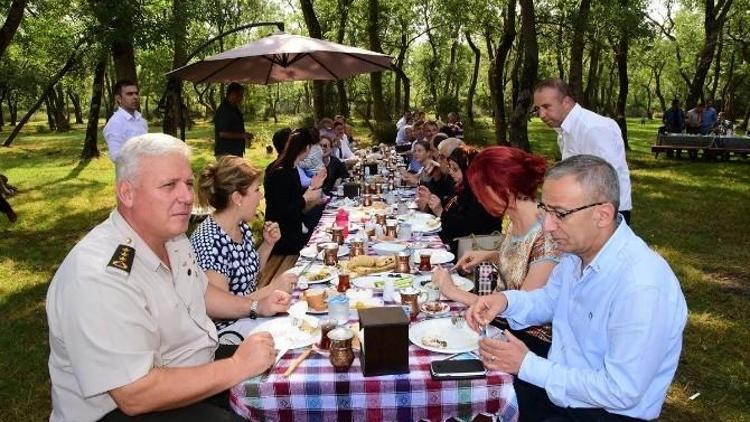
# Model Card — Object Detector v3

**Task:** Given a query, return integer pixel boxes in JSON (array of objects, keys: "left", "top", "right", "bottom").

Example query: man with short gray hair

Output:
[
  {"left": 468, "top": 155, "right": 687, "bottom": 422},
  {"left": 46, "top": 133, "right": 291, "bottom": 421}
]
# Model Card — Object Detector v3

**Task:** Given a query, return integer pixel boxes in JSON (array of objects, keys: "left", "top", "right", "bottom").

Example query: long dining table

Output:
[{"left": 228, "top": 187, "right": 519, "bottom": 422}]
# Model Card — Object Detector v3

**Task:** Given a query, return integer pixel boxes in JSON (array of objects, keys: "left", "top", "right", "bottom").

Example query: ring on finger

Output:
[{"left": 491, "top": 355, "right": 496, "bottom": 362}]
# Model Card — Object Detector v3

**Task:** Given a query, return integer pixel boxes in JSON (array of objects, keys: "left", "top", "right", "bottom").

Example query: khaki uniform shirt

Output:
[{"left": 46, "top": 210, "right": 218, "bottom": 422}]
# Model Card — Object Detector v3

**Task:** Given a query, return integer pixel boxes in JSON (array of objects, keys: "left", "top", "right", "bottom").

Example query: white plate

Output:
[
  {"left": 414, "top": 274, "right": 475, "bottom": 299},
  {"left": 420, "top": 301, "right": 452, "bottom": 318},
  {"left": 352, "top": 274, "right": 413, "bottom": 291},
  {"left": 409, "top": 318, "right": 501, "bottom": 354},
  {"left": 399, "top": 212, "right": 442, "bottom": 233},
  {"left": 412, "top": 249, "right": 455, "bottom": 265},
  {"left": 297, "top": 265, "right": 337, "bottom": 284},
  {"left": 372, "top": 242, "right": 407, "bottom": 255},
  {"left": 249, "top": 316, "right": 319, "bottom": 350},
  {"left": 300, "top": 245, "right": 350, "bottom": 259}
]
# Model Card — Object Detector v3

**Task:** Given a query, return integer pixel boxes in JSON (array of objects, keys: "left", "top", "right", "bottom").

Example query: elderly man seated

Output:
[
  {"left": 468, "top": 155, "right": 687, "bottom": 422},
  {"left": 46, "top": 134, "right": 292, "bottom": 422}
]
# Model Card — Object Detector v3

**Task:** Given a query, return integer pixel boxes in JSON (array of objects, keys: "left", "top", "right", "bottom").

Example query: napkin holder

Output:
[
  {"left": 364, "top": 162, "right": 379, "bottom": 176},
  {"left": 343, "top": 182, "right": 360, "bottom": 199},
  {"left": 358, "top": 307, "right": 409, "bottom": 376}
]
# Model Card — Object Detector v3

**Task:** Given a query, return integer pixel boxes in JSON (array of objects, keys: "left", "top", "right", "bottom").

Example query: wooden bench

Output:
[{"left": 257, "top": 254, "right": 299, "bottom": 288}]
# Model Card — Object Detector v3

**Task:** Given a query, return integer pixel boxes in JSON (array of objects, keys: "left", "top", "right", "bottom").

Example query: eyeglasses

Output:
[{"left": 537, "top": 201, "right": 605, "bottom": 221}]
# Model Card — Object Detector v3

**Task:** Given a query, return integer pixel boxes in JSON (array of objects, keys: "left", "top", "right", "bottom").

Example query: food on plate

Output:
[
  {"left": 305, "top": 268, "right": 331, "bottom": 282},
  {"left": 421, "top": 334, "right": 448, "bottom": 349},
  {"left": 304, "top": 288, "right": 328, "bottom": 311},
  {"left": 373, "top": 275, "right": 412, "bottom": 290},
  {"left": 298, "top": 318, "right": 317, "bottom": 334},
  {"left": 341, "top": 255, "right": 396, "bottom": 277},
  {"left": 422, "top": 301, "right": 448, "bottom": 313},
  {"left": 425, "top": 218, "right": 440, "bottom": 228}
]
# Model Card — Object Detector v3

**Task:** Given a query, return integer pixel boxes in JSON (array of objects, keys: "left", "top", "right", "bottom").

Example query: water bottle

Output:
[{"left": 335, "top": 208, "right": 349, "bottom": 238}]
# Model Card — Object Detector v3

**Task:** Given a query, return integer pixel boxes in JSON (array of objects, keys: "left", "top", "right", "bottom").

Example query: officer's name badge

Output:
[{"left": 107, "top": 244, "right": 135, "bottom": 276}]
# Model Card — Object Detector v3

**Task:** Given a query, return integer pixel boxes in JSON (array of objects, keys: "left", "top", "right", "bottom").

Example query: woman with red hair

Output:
[{"left": 432, "top": 146, "right": 560, "bottom": 357}]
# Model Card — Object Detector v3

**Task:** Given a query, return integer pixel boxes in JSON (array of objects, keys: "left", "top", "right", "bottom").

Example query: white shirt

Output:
[
  {"left": 46, "top": 210, "right": 218, "bottom": 421},
  {"left": 503, "top": 218, "right": 687, "bottom": 420},
  {"left": 103, "top": 108, "right": 148, "bottom": 162},
  {"left": 395, "top": 125, "right": 410, "bottom": 145},
  {"left": 555, "top": 104, "right": 632, "bottom": 211},
  {"left": 332, "top": 135, "right": 354, "bottom": 160},
  {"left": 396, "top": 116, "right": 408, "bottom": 129}
]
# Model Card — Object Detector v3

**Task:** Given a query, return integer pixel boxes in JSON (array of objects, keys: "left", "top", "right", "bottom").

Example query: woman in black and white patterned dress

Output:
[{"left": 191, "top": 156, "right": 297, "bottom": 332}]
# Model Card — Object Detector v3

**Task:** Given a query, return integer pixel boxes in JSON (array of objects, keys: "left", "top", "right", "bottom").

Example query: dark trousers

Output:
[
  {"left": 620, "top": 211, "right": 631, "bottom": 226},
  {"left": 0, "top": 195, "right": 12, "bottom": 215},
  {"left": 515, "top": 378, "right": 647, "bottom": 422},
  {"left": 100, "top": 345, "right": 243, "bottom": 422}
]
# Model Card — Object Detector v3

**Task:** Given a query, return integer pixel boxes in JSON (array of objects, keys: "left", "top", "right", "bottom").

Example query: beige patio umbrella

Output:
[{"left": 168, "top": 32, "right": 393, "bottom": 84}]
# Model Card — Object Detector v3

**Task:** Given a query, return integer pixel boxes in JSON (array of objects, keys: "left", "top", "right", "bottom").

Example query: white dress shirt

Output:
[
  {"left": 103, "top": 108, "right": 149, "bottom": 162},
  {"left": 332, "top": 135, "right": 354, "bottom": 161},
  {"left": 555, "top": 104, "right": 632, "bottom": 211},
  {"left": 502, "top": 218, "right": 687, "bottom": 420}
]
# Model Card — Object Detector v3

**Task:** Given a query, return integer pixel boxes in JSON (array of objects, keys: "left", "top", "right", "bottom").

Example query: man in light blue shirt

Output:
[{"left": 468, "top": 155, "right": 687, "bottom": 422}]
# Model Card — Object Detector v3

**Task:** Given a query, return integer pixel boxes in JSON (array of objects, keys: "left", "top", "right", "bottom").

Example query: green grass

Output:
[{"left": 1, "top": 117, "right": 749, "bottom": 421}]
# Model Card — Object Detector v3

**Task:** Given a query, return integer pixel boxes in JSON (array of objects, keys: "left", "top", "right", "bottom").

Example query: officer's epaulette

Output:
[{"left": 106, "top": 244, "right": 135, "bottom": 276}]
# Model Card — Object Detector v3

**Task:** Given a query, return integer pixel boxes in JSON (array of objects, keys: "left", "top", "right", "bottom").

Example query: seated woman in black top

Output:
[
  {"left": 426, "top": 146, "right": 502, "bottom": 255},
  {"left": 264, "top": 129, "right": 326, "bottom": 255},
  {"left": 319, "top": 135, "right": 349, "bottom": 195}
]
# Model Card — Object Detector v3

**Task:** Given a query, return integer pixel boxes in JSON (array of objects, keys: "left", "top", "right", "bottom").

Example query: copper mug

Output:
[
  {"left": 362, "top": 194, "right": 373, "bottom": 207},
  {"left": 399, "top": 287, "right": 422, "bottom": 320},
  {"left": 350, "top": 239, "right": 366, "bottom": 256},
  {"left": 331, "top": 226, "right": 345, "bottom": 245},
  {"left": 375, "top": 214, "right": 387, "bottom": 226},
  {"left": 328, "top": 327, "right": 355, "bottom": 371},
  {"left": 323, "top": 245, "right": 339, "bottom": 266},
  {"left": 385, "top": 221, "right": 398, "bottom": 238},
  {"left": 395, "top": 251, "right": 411, "bottom": 273}
]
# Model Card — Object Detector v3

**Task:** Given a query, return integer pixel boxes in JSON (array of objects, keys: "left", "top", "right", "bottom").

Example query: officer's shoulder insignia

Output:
[{"left": 106, "top": 244, "right": 135, "bottom": 276}]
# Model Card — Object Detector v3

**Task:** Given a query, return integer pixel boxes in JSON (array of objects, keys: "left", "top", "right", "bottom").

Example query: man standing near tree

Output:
[
  {"left": 103, "top": 80, "right": 149, "bottom": 162},
  {"left": 214, "top": 83, "right": 254, "bottom": 157},
  {"left": 533, "top": 78, "right": 633, "bottom": 225}
]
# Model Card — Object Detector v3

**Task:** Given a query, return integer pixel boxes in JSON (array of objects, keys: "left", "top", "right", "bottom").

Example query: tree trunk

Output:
[
  {"left": 335, "top": 0, "right": 353, "bottom": 117},
  {"left": 44, "top": 96, "right": 57, "bottom": 131},
  {"left": 614, "top": 31, "right": 629, "bottom": 150},
  {"left": 367, "top": 0, "right": 387, "bottom": 122},
  {"left": 739, "top": 102, "right": 750, "bottom": 132},
  {"left": 652, "top": 64, "right": 666, "bottom": 113},
  {"left": 685, "top": 0, "right": 733, "bottom": 109},
  {"left": 492, "top": 0, "right": 516, "bottom": 145},
  {"left": 391, "top": 64, "right": 410, "bottom": 114},
  {"left": 465, "top": 32, "right": 480, "bottom": 125},
  {"left": 103, "top": 69, "right": 114, "bottom": 119},
  {"left": 67, "top": 87, "right": 84, "bottom": 124},
  {"left": 568, "top": 0, "right": 591, "bottom": 101},
  {"left": 53, "top": 84, "right": 71, "bottom": 131},
  {"left": 424, "top": 15, "right": 440, "bottom": 108},
  {"left": 82, "top": 55, "right": 106, "bottom": 159},
  {"left": 8, "top": 96, "right": 17, "bottom": 125},
  {"left": 3, "top": 41, "right": 83, "bottom": 146},
  {"left": 710, "top": 26, "right": 723, "bottom": 101},
  {"left": 163, "top": 0, "right": 188, "bottom": 139},
  {"left": 300, "top": 0, "right": 326, "bottom": 121},
  {"left": 0, "top": 0, "right": 28, "bottom": 59},
  {"left": 721, "top": 52, "right": 736, "bottom": 118},
  {"left": 583, "top": 39, "right": 601, "bottom": 109},
  {"left": 556, "top": 20, "right": 565, "bottom": 79},
  {"left": 443, "top": 36, "right": 459, "bottom": 96},
  {"left": 509, "top": 0, "right": 537, "bottom": 152},
  {"left": 0, "top": 95, "right": 4, "bottom": 128}
]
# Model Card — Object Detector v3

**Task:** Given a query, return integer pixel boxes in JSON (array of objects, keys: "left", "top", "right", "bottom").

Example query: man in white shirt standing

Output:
[
  {"left": 533, "top": 78, "right": 632, "bottom": 224},
  {"left": 103, "top": 80, "right": 149, "bottom": 162}
]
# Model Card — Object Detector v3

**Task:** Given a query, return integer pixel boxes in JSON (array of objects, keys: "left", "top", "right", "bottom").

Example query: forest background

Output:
[{"left": 1, "top": 0, "right": 749, "bottom": 420}]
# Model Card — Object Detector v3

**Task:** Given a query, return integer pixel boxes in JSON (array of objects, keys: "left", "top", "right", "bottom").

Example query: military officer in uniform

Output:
[{"left": 46, "top": 133, "right": 292, "bottom": 421}]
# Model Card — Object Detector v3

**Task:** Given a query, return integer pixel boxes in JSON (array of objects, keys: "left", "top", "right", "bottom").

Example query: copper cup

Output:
[
  {"left": 328, "top": 327, "right": 355, "bottom": 371},
  {"left": 375, "top": 214, "right": 387, "bottom": 226},
  {"left": 323, "top": 245, "right": 339, "bottom": 266},
  {"left": 350, "top": 239, "right": 365, "bottom": 257},
  {"left": 385, "top": 221, "right": 398, "bottom": 238},
  {"left": 331, "top": 227, "right": 345, "bottom": 245},
  {"left": 362, "top": 194, "right": 373, "bottom": 207},
  {"left": 395, "top": 252, "right": 411, "bottom": 273},
  {"left": 337, "top": 271, "right": 351, "bottom": 293},
  {"left": 399, "top": 287, "right": 421, "bottom": 320}
]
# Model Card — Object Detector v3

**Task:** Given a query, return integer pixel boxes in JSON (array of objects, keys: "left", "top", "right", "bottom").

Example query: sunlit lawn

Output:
[{"left": 1, "top": 116, "right": 748, "bottom": 421}]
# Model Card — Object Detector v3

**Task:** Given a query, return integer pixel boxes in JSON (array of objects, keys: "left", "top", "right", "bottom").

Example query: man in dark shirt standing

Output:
[
  {"left": 214, "top": 82, "right": 254, "bottom": 157},
  {"left": 663, "top": 99, "right": 685, "bottom": 133}
]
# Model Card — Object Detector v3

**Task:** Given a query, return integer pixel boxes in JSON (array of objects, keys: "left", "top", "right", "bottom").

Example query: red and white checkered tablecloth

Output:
[{"left": 229, "top": 195, "right": 518, "bottom": 421}]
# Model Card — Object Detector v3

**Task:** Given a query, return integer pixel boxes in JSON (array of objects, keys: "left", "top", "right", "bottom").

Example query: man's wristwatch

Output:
[{"left": 248, "top": 300, "right": 258, "bottom": 319}]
